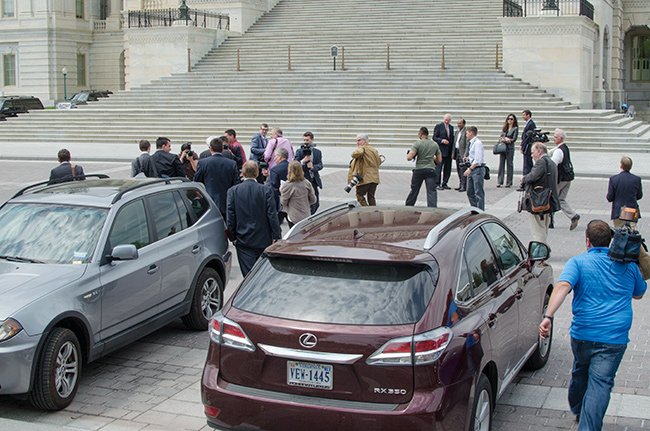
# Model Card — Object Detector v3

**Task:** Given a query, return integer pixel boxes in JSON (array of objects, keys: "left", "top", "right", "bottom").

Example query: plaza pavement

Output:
[{"left": 0, "top": 149, "right": 649, "bottom": 430}]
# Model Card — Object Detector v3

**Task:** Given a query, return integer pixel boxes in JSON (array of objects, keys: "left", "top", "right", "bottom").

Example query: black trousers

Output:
[
  {"left": 436, "top": 155, "right": 453, "bottom": 187},
  {"left": 236, "top": 244, "right": 266, "bottom": 277},
  {"left": 405, "top": 168, "right": 437, "bottom": 207},
  {"left": 455, "top": 155, "right": 467, "bottom": 190}
]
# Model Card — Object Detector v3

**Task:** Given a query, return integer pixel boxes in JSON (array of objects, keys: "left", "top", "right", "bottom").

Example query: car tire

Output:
[
  {"left": 525, "top": 292, "right": 552, "bottom": 370},
  {"left": 469, "top": 374, "right": 493, "bottom": 431},
  {"left": 29, "top": 327, "right": 82, "bottom": 411},
  {"left": 182, "top": 267, "right": 223, "bottom": 330}
]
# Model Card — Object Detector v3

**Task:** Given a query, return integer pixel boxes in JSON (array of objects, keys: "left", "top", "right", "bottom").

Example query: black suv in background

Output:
[
  {"left": 0, "top": 96, "right": 44, "bottom": 118},
  {"left": 56, "top": 89, "right": 113, "bottom": 109}
]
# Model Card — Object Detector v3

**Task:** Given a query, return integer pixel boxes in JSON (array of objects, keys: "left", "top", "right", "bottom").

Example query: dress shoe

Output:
[
  {"left": 516, "top": 187, "right": 525, "bottom": 192},
  {"left": 442, "top": 185, "right": 451, "bottom": 190},
  {"left": 437, "top": 186, "right": 444, "bottom": 191},
  {"left": 458, "top": 188, "right": 466, "bottom": 192},
  {"left": 496, "top": 184, "right": 502, "bottom": 188},
  {"left": 505, "top": 185, "right": 512, "bottom": 188},
  {"left": 570, "top": 214, "right": 581, "bottom": 231},
  {"left": 454, "top": 187, "right": 461, "bottom": 191}
]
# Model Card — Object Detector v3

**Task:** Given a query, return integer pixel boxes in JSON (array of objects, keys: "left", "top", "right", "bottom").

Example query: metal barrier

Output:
[
  {"left": 503, "top": 0, "right": 593, "bottom": 20},
  {"left": 127, "top": 9, "right": 230, "bottom": 30}
]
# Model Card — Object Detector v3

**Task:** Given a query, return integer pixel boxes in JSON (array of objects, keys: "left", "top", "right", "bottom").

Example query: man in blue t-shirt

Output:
[{"left": 539, "top": 220, "right": 646, "bottom": 431}]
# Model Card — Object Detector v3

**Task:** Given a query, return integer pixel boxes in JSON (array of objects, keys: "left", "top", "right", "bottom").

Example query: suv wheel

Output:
[
  {"left": 29, "top": 328, "right": 81, "bottom": 410},
  {"left": 525, "top": 292, "right": 552, "bottom": 370},
  {"left": 182, "top": 267, "right": 223, "bottom": 330},
  {"left": 469, "top": 374, "right": 492, "bottom": 431}
]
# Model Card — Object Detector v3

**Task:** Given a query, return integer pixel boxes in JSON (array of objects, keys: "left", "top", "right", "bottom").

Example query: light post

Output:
[
  {"left": 62, "top": 66, "right": 68, "bottom": 100},
  {"left": 179, "top": 0, "right": 189, "bottom": 22}
]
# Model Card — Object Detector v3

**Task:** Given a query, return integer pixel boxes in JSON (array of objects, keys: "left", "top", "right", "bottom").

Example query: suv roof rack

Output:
[
  {"left": 111, "top": 177, "right": 190, "bottom": 204},
  {"left": 283, "top": 201, "right": 360, "bottom": 240},
  {"left": 423, "top": 207, "right": 484, "bottom": 250},
  {"left": 12, "top": 174, "right": 111, "bottom": 199}
]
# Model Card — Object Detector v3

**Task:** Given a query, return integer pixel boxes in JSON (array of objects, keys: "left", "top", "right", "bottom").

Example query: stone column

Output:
[{"left": 500, "top": 16, "right": 599, "bottom": 108}]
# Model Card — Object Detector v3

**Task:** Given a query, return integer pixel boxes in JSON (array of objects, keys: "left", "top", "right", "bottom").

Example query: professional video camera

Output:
[
  {"left": 300, "top": 142, "right": 312, "bottom": 156},
  {"left": 344, "top": 173, "right": 363, "bottom": 193},
  {"left": 259, "top": 161, "right": 269, "bottom": 170},
  {"left": 528, "top": 128, "right": 550, "bottom": 143}
]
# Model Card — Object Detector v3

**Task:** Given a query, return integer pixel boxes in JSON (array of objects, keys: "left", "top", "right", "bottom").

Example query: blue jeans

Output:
[{"left": 569, "top": 337, "right": 627, "bottom": 431}]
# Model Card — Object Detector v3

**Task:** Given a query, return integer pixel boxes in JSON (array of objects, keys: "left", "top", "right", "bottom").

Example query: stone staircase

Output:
[{"left": 1, "top": 0, "right": 649, "bottom": 164}]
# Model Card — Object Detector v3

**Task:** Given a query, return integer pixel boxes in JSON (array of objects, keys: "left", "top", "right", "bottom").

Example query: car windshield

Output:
[
  {"left": 71, "top": 93, "right": 89, "bottom": 102},
  {"left": 233, "top": 257, "right": 437, "bottom": 325},
  {"left": 0, "top": 203, "right": 108, "bottom": 264}
]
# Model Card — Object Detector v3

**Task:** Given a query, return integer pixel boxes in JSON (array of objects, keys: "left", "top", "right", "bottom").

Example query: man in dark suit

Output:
[
  {"left": 454, "top": 118, "right": 468, "bottom": 192},
  {"left": 151, "top": 137, "right": 185, "bottom": 178},
  {"left": 607, "top": 156, "right": 643, "bottom": 222},
  {"left": 194, "top": 136, "right": 240, "bottom": 219},
  {"left": 49, "top": 148, "right": 84, "bottom": 184},
  {"left": 227, "top": 161, "right": 282, "bottom": 276},
  {"left": 295, "top": 131, "right": 323, "bottom": 214},
  {"left": 607, "top": 156, "right": 649, "bottom": 279},
  {"left": 131, "top": 139, "right": 158, "bottom": 177},
  {"left": 519, "top": 109, "right": 536, "bottom": 183},
  {"left": 269, "top": 147, "right": 289, "bottom": 224},
  {"left": 433, "top": 114, "right": 454, "bottom": 190},
  {"left": 250, "top": 123, "right": 269, "bottom": 162}
]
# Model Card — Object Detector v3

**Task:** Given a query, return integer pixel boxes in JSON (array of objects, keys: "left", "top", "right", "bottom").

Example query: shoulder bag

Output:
[
  {"left": 493, "top": 142, "right": 507, "bottom": 155},
  {"left": 526, "top": 157, "right": 552, "bottom": 213}
]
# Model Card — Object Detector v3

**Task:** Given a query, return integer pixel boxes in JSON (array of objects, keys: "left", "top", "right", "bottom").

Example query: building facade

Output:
[{"left": 1, "top": 0, "right": 648, "bottom": 112}]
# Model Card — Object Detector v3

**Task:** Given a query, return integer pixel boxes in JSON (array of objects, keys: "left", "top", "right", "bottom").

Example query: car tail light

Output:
[
  {"left": 209, "top": 313, "right": 255, "bottom": 352},
  {"left": 366, "top": 327, "right": 452, "bottom": 366},
  {"left": 205, "top": 406, "right": 220, "bottom": 417}
]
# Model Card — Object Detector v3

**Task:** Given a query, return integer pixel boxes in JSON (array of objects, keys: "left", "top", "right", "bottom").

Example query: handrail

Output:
[
  {"left": 127, "top": 9, "right": 230, "bottom": 30},
  {"left": 503, "top": 0, "right": 593, "bottom": 20}
]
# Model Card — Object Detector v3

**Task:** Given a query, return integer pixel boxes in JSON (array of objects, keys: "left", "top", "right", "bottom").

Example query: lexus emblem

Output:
[{"left": 299, "top": 333, "right": 318, "bottom": 349}]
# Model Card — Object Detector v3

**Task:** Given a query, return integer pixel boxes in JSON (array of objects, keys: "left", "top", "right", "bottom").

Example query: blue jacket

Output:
[
  {"left": 250, "top": 133, "right": 268, "bottom": 162},
  {"left": 607, "top": 170, "right": 643, "bottom": 220},
  {"left": 227, "top": 179, "right": 282, "bottom": 248}
]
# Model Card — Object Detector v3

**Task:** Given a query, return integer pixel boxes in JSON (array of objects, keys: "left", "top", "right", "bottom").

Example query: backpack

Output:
[{"left": 557, "top": 145, "right": 574, "bottom": 182}]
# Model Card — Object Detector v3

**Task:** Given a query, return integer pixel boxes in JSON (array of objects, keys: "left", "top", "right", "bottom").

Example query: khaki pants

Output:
[
  {"left": 613, "top": 218, "right": 650, "bottom": 280},
  {"left": 529, "top": 212, "right": 551, "bottom": 244}
]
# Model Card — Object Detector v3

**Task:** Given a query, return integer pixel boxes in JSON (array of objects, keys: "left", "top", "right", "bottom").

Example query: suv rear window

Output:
[{"left": 233, "top": 257, "right": 437, "bottom": 325}]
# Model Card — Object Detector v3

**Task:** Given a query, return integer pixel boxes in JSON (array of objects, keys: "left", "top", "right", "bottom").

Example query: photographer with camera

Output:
[
  {"left": 405, "top": 127, "right": 441, "bottom": 207},
  {"left": 348, "top": 134, "right": 382, "bottom": 206},
  {"left": 294, "top": 131, "right": 323, "bottom": 214},
  {"left": 179, "top": 142, "right": 199, "bottom": 180}
]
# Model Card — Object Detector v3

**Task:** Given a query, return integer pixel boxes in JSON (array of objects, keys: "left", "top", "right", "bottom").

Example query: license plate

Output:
[{"left": 287, "top": 361, "right": 333, "bottom": 390}]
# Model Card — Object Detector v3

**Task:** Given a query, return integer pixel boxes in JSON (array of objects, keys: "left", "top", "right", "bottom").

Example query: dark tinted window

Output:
[
  {"left": 109, "top": 200, "right": 150, "bottom": 249},
  {"left": 181, "top": 188, "right": 209, "bottom": 223},
  {"left": 233, "top": 258, "right": 437, "bottom": 325},
  {"left": 148, "top": 192, "right": 182, "bottom": 239},
  {"left": 463, "top": 229, "right": 500, "bottom": 297},
  {"left": 173, "top": 191, "right": 190, "bottom": 230},
  {"left": 482, "top": 222, "right": 523, "bottom": 272}
]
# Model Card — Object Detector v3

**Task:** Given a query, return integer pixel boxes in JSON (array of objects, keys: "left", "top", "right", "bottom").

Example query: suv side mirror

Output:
[
  {"left": 528, "top": 241, "right": 550, "bottom": 262},
  {"left": 108, "top": 244, "right": 138, "bottom": 262}
]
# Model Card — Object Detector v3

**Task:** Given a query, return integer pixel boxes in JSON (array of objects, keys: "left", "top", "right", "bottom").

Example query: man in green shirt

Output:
[{"left": 405, "top": 127, "right": 442, "bottom": 207}]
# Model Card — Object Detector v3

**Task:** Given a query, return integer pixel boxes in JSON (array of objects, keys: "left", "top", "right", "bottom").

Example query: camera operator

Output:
[
  {"left": 179, "top": 142, "right": 199, "bottom": 180},
  {"left": 294, "top": 131, "right": 323, "bottom": 214}
]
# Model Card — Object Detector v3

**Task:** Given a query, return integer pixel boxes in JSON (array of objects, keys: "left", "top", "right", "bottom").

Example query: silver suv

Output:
[{"left": 0, "top": 177, "right": 231, "bottom": 410}]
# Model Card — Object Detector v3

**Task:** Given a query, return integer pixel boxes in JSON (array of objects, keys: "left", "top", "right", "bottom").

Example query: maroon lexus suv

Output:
[{"left": 202, "top": 203, "right": 554, "bottom": 431}]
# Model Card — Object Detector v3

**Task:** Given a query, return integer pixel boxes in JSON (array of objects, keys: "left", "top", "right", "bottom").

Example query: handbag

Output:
[
  {"left": 483, "top": 165, "right": 490, "bottom": 180},
  {"left": 527, "top": 185, "right": 551, "bottom": 213},
  {"left": 493, "top": 142, "right": 507, "bottom": 155}
]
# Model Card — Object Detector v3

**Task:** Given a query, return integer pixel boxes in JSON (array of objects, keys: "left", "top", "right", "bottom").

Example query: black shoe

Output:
[
  {"left": 570, "top": 214, "right": 581, "bottom": 231},
  {"left": 454, "top": 187, "right": 461, "bottom": 191},
  {"left": 505, "top": 185, "right": 512, "bottom": 188},
  {"left": 437, "top": 186, "right": 444, "bottom": 191},
  {"left": 496, "top": 184, "right": 502, "bottom": 188},
  {"left": 458, "top": 188, "right": 466, "bottom": 192},
  {"left": 516, "top": 187, "right": 524, "bottom": 192},
  {"left": 442, "top": 185, "right": 451, "bottom": 190}
]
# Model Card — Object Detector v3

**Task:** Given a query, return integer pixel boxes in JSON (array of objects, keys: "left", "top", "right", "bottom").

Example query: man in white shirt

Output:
[
  {"left": 463, "top": 126, "right": 485, "bottom": 210},
  {"left": 549, "top": 129, "right": 580, "bottom": 230}
]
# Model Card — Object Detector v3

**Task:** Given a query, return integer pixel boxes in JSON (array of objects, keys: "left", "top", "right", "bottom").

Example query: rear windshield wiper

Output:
[{"left": 0, "top": 255, "right": 45, "bottom": 264}]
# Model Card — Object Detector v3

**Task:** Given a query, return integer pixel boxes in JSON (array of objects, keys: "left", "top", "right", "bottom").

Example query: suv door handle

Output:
[
  {"left": 487, "top": 313, "right": 497, "bottom": 328},
  {"left": 191, "top": 244, "right": 201, "bottom": 254},
  {"left": 147, "top": 264, "right": 159, "bottom": 275},
  {"left": 515, "top": 287, "right": 523, "bottom": 300}
]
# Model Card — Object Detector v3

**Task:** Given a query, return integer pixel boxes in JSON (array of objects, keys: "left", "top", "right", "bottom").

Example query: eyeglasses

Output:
[{"left": 507, "top": 118, "right": 514, "bottom": 121}]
